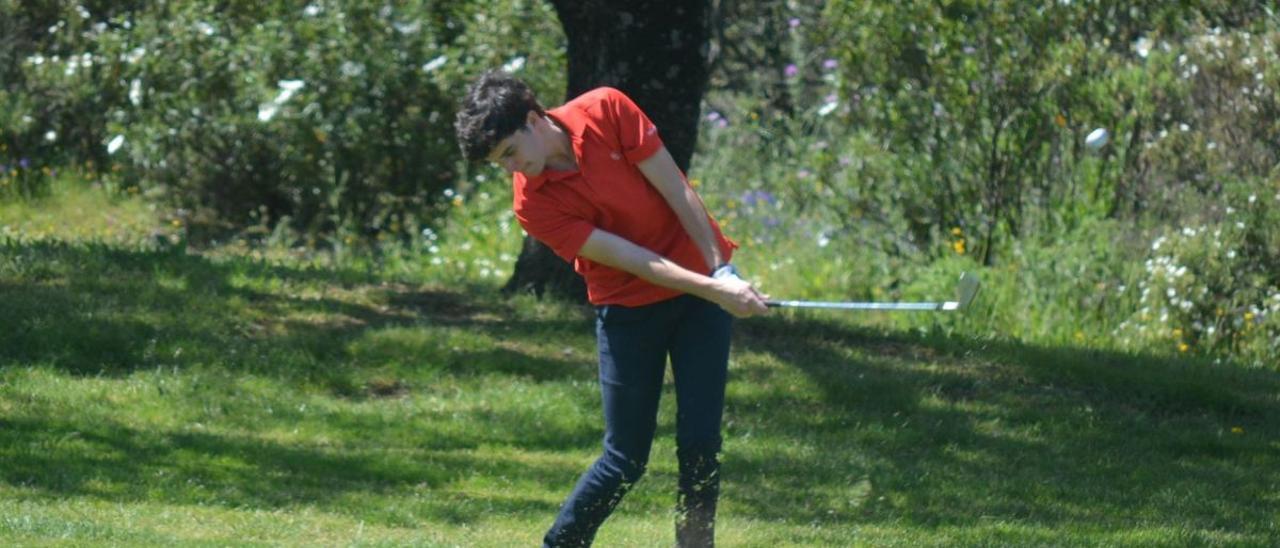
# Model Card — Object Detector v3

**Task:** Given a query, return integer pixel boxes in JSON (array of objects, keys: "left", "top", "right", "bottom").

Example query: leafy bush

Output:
[
  {"left": 4, "top": 0, "right": 565, "bottom": 243},
  {"left": 693, "top": 2, "right": 1278, "bottom": 365},
  {"left": 1116, "top": 180, "right": 1280, "bottom": 366}
]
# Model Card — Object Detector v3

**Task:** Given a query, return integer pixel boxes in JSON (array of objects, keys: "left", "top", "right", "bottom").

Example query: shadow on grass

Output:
[
  {"left": 723, "top": 314, "right": 1280, "bottom": 535},
  {"left": 0, "top": 240, "right": 591, "bottom": 387},
  {"left": 5, "top": 238, "right": 1279, "bottom": 538},
  {"left": 0, "top": 414, "right": 562, "bottom": 526}
]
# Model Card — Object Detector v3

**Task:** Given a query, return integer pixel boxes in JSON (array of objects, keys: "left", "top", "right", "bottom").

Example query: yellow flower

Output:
[
  {"left": 689, "top": 178, "right": 701, "bottom": 188},
  {"left": 750, "top": 112, "right": 759, "bottom": 121},
  {"left": 1244, "top": 312, "right": 1255, "bottom": 323},
  {"left": 171, "top": 219, "right": 182, "bottom": 228},
  {"left": 1054, "top": 113, "right": 1067, "bottom": 128},
  {"left": 951, "top": 227, "right": 963, "bottom": 236},
  {"left": 1172, "top": 328, "right": 1183, "bottom": 338},
  {"left": 1074, "top": 331, "right": 1085, "bottom": 342},
  {"left": 452, "top": 196, "right": 464, "bottom": 207},
  {"left": 1230, "top": 426, "right": 1244, "bottom": 434},
  {"left": 952, "top": 239, "right": 966, "bottom": 255},
  {"left": 1178, "top": 342, "right": 1189, "bottom": 352}
]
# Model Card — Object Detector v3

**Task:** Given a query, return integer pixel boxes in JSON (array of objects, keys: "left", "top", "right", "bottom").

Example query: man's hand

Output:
[{"left": 711, "top": 264, "right": 770, "bottom": 318}]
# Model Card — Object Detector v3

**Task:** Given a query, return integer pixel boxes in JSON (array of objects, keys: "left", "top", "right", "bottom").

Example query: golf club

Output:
[{"left": 766, "top": 272, "right": 981, "bottom": 312}]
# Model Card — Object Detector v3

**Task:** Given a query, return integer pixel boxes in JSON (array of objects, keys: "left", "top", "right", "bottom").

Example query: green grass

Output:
[{"left": 2, "top": 183, "right": 1279, "bottom": 546}]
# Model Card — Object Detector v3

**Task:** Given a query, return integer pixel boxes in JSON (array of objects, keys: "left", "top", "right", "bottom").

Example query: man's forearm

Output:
[
  {"left": 637, "top": 147, "right": 724, "bottom": 271},
  {"left": 577, "top": 228, "right": 721, "bottom": 302}
]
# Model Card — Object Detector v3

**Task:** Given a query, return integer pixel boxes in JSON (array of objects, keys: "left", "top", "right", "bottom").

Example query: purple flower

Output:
[
  {"left": 785, "top": 64, "right": 799, "bottom": 78},
  {"left": 716, "top": 119, "right": 728, "bottom": 129},
  {"left": 825, "top": 93, "right": 838, "bottom": 103},
  {"left": 763, "top": 217, "right": 781, "bottom": 228},
  {"left": 789, "top": 18, "right": 801, "bottom": 29},
  {"left": 741, "top": 190, "right": 776, "bottom": 207},
  {"left": 706, "top": 111, "right": 722, "bottom": 122},
  {"left": 19, "top": 158, "right": 30, "bottom": 169},
  {"left": 822, "top": 59, "right": 838, "bottom": 70},
  {"left": 797, "top": 169, "right": 811, "bottom": 179},
  {"left": 838, "top": 156, "right": 852, "bottom": 167},
  {"left": 963, "top": 46, "right": 977, "bottom": 55}
]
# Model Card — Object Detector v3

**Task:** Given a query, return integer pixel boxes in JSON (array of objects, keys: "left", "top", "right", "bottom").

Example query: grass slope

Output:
[{"left": 2, "top": 186, "right": 1278, "bottom": 546}]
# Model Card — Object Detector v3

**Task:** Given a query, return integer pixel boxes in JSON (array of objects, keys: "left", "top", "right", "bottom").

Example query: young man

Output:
[{"left": 455, "top": 71, "right": 769, "bottom": 547}]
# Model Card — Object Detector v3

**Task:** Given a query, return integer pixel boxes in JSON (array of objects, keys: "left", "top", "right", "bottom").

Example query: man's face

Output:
[{"left": 485, "top": 111, "right": 547, "bottom": 176}]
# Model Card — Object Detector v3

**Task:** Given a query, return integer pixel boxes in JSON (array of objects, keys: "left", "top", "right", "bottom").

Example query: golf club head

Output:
[{"left": 956, "top": 272, "right": 981, "bottom": 309}]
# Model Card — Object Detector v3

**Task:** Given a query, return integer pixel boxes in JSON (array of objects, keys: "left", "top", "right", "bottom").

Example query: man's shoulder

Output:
[{"left": 558, "top": 87, "right": 634, "bottom": 118}]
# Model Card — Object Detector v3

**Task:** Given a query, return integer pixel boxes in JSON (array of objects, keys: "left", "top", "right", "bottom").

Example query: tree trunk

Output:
[{"left": 503, "top": 0, "right": 714, "bottom": 303}]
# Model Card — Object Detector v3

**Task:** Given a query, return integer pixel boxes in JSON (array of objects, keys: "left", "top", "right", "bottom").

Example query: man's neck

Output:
[{"left": 543, "top": 116, "right": 578, "bottom": 171}]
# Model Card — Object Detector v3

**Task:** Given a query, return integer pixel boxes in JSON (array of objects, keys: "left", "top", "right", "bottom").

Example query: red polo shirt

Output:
[{"left": 512, "top": 87, "right": 737, "bottom": 307}]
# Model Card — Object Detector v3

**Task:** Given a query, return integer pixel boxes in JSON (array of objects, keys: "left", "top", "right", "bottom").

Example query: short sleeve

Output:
[
  {"left": 513, "top": 194, "right": 596, "bottom": 263},
  {"left": 603, "top": 88, "right": 665, "bottom": 164}
]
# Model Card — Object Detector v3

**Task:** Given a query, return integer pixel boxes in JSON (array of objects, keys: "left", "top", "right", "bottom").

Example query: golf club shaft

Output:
[{"left": 765, "top": 300, "right": 959, "bottom": 311}]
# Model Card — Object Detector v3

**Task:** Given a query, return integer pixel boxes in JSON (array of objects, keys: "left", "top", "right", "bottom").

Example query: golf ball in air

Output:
[{"left": 1085, "top": 128, "right": 1109, "bottom": 149}]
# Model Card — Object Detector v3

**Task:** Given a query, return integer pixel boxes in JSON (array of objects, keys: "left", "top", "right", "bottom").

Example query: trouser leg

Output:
[
  {"left": 669, "top": 296, "right": 733, "bottom": 548},
  {"left": 543, "top": 302, "right": 670, "bottom": 547}
]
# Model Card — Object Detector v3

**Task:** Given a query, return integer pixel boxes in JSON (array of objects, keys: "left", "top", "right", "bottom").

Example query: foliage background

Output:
[{"left": 2, "top": 0, "right": 1277, "bottom": 365}]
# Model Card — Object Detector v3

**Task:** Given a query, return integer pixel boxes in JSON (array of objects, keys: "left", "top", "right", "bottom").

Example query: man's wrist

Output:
[{"left": 712, "top": 263, "right": 740, "bottom": 280}]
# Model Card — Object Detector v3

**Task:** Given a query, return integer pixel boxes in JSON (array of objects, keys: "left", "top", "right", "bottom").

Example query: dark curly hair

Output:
[{"left": 454, "top": 71, "right": 546, "bottom": 162}]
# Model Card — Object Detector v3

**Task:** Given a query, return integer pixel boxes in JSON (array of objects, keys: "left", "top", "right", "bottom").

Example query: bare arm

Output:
[
  {"left": 578, "top": 228, "right": 768, "bottom": 317},
  {"left": 636, "top": 146, "right": 723, "bottom": 272}
]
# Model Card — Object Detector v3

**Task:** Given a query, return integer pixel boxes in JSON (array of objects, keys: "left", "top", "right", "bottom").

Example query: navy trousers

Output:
[{"left": 543, "top": 294, "right": 733, "bottom": 547}]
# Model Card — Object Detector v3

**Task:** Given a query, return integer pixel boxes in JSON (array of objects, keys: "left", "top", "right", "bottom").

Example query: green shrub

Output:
[
  {"left": 1116, "top": 180, "right": 1280, "bottom": 366},
  {"left": 5, "top": 0, "right": 565, "bottom": 243}
]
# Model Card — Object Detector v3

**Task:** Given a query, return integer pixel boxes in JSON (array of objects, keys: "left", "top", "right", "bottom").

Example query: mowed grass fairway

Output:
[{"left": 2, "top": 188, "right": 1279, "bottom": 546}]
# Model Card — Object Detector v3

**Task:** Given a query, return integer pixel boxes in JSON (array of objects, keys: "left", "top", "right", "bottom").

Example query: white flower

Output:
[
  {"left": 394, "top": 20, "right": 421, "bottom": 35},
  {"left": 422, "top": 55, "right": 448, "bottom": 72},
  {"left": 1133, "top": 37, "right": 1153, "bottom": 58},
  {"left": 502, "top": 56, "right": 526, "bottom": 73},
  {"left": 1248, "top": 194, "right": 1256, "bottom": 204},
  {"left": 195, "top": 21, "right": 215, "bottom": 36},
  {"left": 303, "top": 4, "right": 322, "bottom": 16},
  {"left": 129, "top": 79, "right": 143, "bottom": 106},
  {"left": 1227, "top": 250, "right": 1237, "bottom": 259},
  {"left": 817, "top": 101, "right": 838, "bottom": 116},
  {"left": 106, "top": 135, "right": 125, "bottom": 154},
  {"left": 1167, "top": 288, "right": 1177, "bottom": 298},
  {"left": 341, "top": 61, "right": 365, "bottom": 78},
  {"left": 279, "top": 80, "right": 305, "bottom": 92},
  {"left": 257, "top": 103, "right": 280, "bottom": 122},
  {"left": 44, "top": 130, "right": 57, "bottom": 143},
  {"left": 1179, "top": 123, "right": 1190, "bottom": 132},
  {"left": 817, "top": 234, "right": 830, "bottom": 248},
  {"left": 124, "top": 47, "right": 146, "bottom": 64}
]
